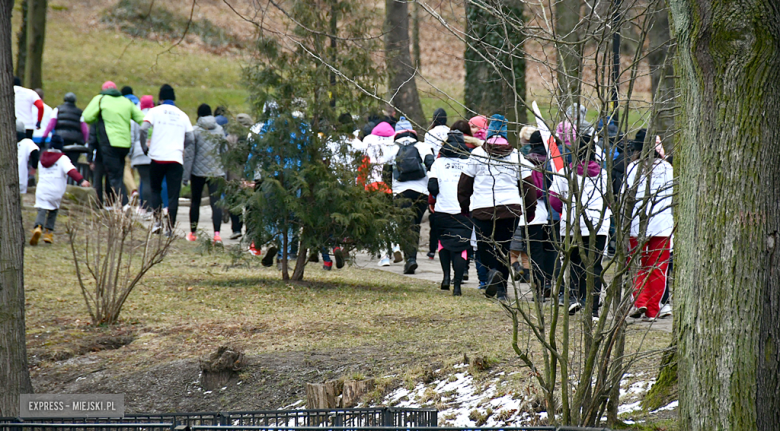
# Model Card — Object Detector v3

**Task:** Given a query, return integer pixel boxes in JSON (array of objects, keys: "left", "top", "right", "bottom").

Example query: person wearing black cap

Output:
[
  {"left": 30, "top": 135, "right": 90, "bottom": 246},
  {"left": 140, "top": 84, "right": 194, "bottom": 235}
]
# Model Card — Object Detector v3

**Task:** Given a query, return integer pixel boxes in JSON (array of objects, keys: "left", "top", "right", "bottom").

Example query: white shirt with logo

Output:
[
  {"left": 429, "top": 157, "right": 468, "bottom": 214},
  {"left": 461, "top": 147, "right": 533, "bottom": 212},
  {"left": 35, "top": 154, "right": 76, "bottom": 210},
  {"left": 143, "top": 104, "right": 193, "bottom": 164}
]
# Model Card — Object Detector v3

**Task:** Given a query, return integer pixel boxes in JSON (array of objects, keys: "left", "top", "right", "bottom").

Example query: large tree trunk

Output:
[
  {"left": 0, "top": 0, "right": 34, "bottom": 416},
  {"left": 670, "top": 0, "right": 780, "bottom": 429},
  {"left": 554, "top": 0, "right": 581, "bottom": 110},
  {"left": 384, "top": 0, "right": 425, "bottom": 130},
  {"left": 464, "top": 0, "right": 526, "bottom": 143},
  {"left": 15, "top": 0, "right": 28, "bottom": 81},
  {"left": 23, "top": 0, "right": 46, "bottom": 89},
  {"left": 647, "top": 1, "right": 675, "bottom": 149}
]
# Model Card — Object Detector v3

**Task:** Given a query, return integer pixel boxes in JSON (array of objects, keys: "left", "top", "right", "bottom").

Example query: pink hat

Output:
[
  {"left": 468, "top": 115, "right": 489, "bottom": 130},
  {"left": 140, "top": 95, "right": 154, "bottom": 110},
  {"left": 371, "top": 121, "right": 395, "bottom": 137},
  {"left": 102, "top": 81, "right": 117, "bottom": 91}
]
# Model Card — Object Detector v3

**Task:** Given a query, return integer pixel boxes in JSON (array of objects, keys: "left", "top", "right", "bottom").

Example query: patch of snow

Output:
[
  {"left": 618, "top": 401, "right": 642, "bottom": 415},
  {"left": 653, "top": 400, "right": 678, "bottom": 412}
]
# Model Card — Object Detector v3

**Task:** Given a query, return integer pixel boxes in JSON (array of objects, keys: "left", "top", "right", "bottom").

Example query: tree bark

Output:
[
  {"left": 15, "top": 0, "right": 28, "bottom": 81},
  {"left": 647, "top": 1, "right": 675, "bottom": 149},
  {"left": 384, "top": 0, "right": 425, "bottom": 130},
  {"left": 411, "top": 1, "right": 420, "bottom": 71},
  {"left": 670, "top": 0, "right": 780, "bottom": 429},
  {"left": 23, "top": 0, "right": 46, "bottom": 90},
  {"left": 554, "top": 0, "right": 581, "bottom": 109},
  {"left": 464, "top": 0, "right": 526, "bottom": 143},
  {"left": 0, "top": 0, "right": 34, "bottom": 416}
]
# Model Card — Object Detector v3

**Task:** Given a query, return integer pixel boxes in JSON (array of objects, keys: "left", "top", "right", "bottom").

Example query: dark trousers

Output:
[
  {"left": 394, "top": 189, "right": 428, "bottom": 261},
  {"left": 149, "top": 161, "right": 183, "bottom": 229},
  {"left": 136, "top": 164, "right": 151, "bottom": 210},
  {"left": 525, "top": 224, "right": 558, "bottom": 293},
  {"left": 99, "top": 144, "right": 129, "bottom": 206},
  {"left": 230, "top": 211, "right": 243, "bottom": 234},
  {"left": 440, "top": 249, "right": 467, "bottom": 283},
  {"left": 569, "top": 235, "right": 607, "bottom": 313},
  {"left": 429, "top": 215, "right": 439, "bottom": 254},
  {"left": 473, "top": 217, "right": 519, "bottom": 296},
  {"left": 34, "top": 208, "right": 58, "bottom": 231},
  {"left": 189, "top": 175, "right": 222, "bottom": 233}
]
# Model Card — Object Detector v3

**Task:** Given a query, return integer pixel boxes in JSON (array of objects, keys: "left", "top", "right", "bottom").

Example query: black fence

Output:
[{"left": 1, "top": 408, "right": 438, "bottom": 428}]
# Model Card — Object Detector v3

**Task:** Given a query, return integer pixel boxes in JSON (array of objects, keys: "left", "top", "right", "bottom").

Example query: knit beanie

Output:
[
  {"left": 529, "top": 130, "right": 543, "bottom": 145},
  {"left": 140, "top": 95, "right": 155, "bottom": 110},
  {"left": 197, "top": 103, "right": 212, "bottom": 118},
  {"left": 159, "top": 84, "right": 175, "bottom": 101},
  {"left": 64, "top": 92, "right": 77, "bottom": 103},
  {"left": 432, "top": 108, "right": 447, "bottom": 127},
  {"left": 394, "top": 116, "right": 416, "bottom": 136},
  {"left": 102, "top": 81, "right": 117, "bottom": 91},
  {"left": 631, "top": 128, "right": 647, "bottom": 151},
  {"left": 486, "top": 114, "right": 508, "bottom": 139},
  {"left": 468, "top": 115, "right": 488, "bottom": 131},
  {"left": 121, "top": 86, "right": 133, "bottom": 96},
  {"left": 372, "top": 121, "right": 395, "bottom": 137},
  {"left": 13, "top": 76, "right": 20, "bottom": 86},
  {"left": 236, "top": 113, "right": 254, "bottom": 128},
  {"left": 50, "top": 134, "right": 64, "bottom": 151}
]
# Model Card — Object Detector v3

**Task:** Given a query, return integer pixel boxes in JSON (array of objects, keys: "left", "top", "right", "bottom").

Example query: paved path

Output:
[{"left": 171, "top": 199, "right": 673, "bottom": 333}]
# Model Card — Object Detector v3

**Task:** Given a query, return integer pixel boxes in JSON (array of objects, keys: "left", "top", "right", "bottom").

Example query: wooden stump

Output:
[
  {"left": 199, "top": 345, "right": 245, "bottom": 391},
  {"left": 305, "top": 380, "right": 339, "bottom": 409},
  {"left": 341, "top": 379, "right": 375, "bottom": 407}
]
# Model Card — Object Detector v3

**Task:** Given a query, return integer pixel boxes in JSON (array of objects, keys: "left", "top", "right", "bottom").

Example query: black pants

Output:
[
  {"left": 440, "top": 249, "right": 467, "bottom": 283},
  {"left": 473, "top": 217, "right": 519, "bottom": 296},
  {"left": 189, "top": 175, "right": 222, "bottom": 233},
  {"left": 569, "top": 235, "right": 607, "bottom": 313},
  {"left": 136, "top": 164, "right": 151, "bottom": 210},
  {"left": 149, "top": 161, "right": 183, "bottom": 229},
  {"left": 230, "top": 211, "right": 243, "bottom": 234},
  {"left": 98, "top": 144, "right": 129, "bottom": 206},
  {"left": 429, "top": 214, "right": 439, "bottom": 254},
  {"left": 394, "top": 189, "right": 428, "bottom": 261},
  {"left": 524, "top": 224, "right": 558, "bottom": 293}
]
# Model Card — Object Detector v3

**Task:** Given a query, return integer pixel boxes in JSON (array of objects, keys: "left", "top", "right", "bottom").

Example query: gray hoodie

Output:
[{"left": 184, "top": 115, "right": 226, "bottom": 178}]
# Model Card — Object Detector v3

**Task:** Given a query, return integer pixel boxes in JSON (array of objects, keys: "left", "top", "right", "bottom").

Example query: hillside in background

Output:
[{"left": 12, "top": 0, "right": 651, "bottom": 124}]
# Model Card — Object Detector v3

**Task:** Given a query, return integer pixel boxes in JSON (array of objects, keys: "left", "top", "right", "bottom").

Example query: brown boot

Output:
[
  {"left": 43, "top": 229, "right": 54, "bottom": 244},
  {"left": 30, "top": 226, "right": 42, "bottom": 246}
]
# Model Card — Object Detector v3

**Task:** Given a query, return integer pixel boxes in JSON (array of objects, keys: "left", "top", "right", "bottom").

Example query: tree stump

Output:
[
  {"left": 305, "top": 380, "right": 340, "bottom": 409},
  {"left": 199, "top": 345, "right": 245, "bottom": 391},
  {"left": 341, "top": 379, "right": 375, "bottom": 407}
]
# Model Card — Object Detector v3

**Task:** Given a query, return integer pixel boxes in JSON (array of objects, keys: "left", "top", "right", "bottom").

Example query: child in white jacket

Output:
[{"left": 30, "top": 135, "right": 90, "bottom": 245}]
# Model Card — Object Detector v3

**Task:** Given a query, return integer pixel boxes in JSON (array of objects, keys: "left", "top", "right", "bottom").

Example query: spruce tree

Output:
[{"left": 225, "top": 0, "right": 412, "bottom": 280}]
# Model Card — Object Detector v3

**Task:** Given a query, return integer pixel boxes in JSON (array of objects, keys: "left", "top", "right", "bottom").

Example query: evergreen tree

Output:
[{"left": 225, "top": 0, "right": 412, "bottom": 280}]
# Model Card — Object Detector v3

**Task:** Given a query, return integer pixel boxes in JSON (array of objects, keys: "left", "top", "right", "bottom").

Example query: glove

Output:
[
  {"left": 35, "top": 121, "right": 41, "bottom": 130},
  {"left": 182, "top": 179, "right": 189, "bottom": 187},
  {"left": 141, "top": 142, "right": 149, "bottom": 156}
]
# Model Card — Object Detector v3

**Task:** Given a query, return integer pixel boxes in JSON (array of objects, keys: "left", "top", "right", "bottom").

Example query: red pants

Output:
[{"left": 629, "top": 236, "right": 671, "bottom": 318}]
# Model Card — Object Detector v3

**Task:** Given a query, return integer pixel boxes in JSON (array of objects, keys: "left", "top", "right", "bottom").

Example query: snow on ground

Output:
[{"left": 379, "top": 366, "right": 675, "bottom": 426}]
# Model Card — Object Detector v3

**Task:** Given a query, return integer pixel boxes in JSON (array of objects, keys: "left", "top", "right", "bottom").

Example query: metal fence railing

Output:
[{"left": 0, "top": 423, "right": 173, "bottom": 431}]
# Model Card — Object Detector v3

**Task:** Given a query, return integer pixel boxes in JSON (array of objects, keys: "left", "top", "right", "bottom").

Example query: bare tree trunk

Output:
[
  {"left": 647, "top": 1, "right": 675, "bottom": 148},
  {"left": 384, "top": 0, "right": 425, "bottom": 129},
  {"left": 670, "top": 0, "right": 780, "bottom": 429},
  {"left": 15, "top": 0, "right": 28, "bottom": 80},
  {"left": 464, "top": 0, "right": 526, "bottom": 142},
  {"left": 411, "top": 1, "right": 420, "bottom": 71},
  {"left": 555, "top": 0, "right": 581, "bottom": 109},
  {"left": 0, "top": 0, "right": 34, "bottom": 416},
  {"left": 23, "top": 0, "right": 46, "bottom": 89},
  {"left": 291, "top": 246, "right": 307, "bottom": 281}
]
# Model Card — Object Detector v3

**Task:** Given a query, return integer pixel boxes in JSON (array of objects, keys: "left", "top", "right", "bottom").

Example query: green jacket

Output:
[{"left": 83, "top": 89, "right": 146, "bottom": 149}]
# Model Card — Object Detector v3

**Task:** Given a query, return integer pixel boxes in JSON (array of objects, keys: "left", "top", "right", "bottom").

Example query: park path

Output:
[{"left": 172, "top": 198, "right": 673, "bottom": 333}]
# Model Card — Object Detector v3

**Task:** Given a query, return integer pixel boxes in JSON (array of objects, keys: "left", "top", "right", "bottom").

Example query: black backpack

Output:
[{"left": 394, "top": 142, "right": 426, "bottom": 182}]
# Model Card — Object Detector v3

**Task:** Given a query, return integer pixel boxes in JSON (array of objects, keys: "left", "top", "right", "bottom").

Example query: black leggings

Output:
[
  {"left": 189, "top": 175, "right": 222, "bottom": 233},
  {"left": 150, "top": 161, "right": 183, "bottom": 229},
  {"left": 439, "top": 249, "right": 467, "bottom": 283},
  {"left": 394, "top": 189, "right": 428, "bottom": 261},
  {"left": 473, "top": 217, "right": 519, "bottom": 295},
  {"left": 136, "top": 164, "right": 151, "bottom": 210},
  {"left": 569, "top": 235, "right": 607, "bottom": 313}
]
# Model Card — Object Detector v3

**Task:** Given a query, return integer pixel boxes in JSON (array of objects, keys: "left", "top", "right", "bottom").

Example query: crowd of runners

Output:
[{"left": 14, "top": 79, "right": 674, "bottom": 321}]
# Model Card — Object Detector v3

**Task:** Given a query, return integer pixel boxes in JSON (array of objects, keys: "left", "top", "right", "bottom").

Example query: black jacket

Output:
[{"left": 55, "top": 101, "right": 84, "bottom": 144}]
